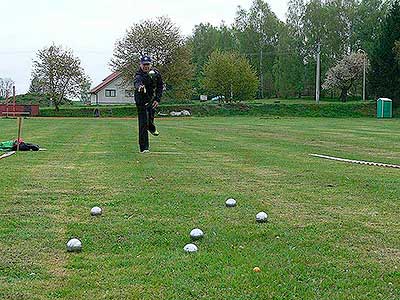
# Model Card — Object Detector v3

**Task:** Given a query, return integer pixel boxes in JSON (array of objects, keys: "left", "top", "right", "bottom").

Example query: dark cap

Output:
[{"left": 140, "top": 55, "right": 152, "bottom": 64}]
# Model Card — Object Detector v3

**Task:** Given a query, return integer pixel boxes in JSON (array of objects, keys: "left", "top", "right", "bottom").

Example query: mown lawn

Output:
[{"left": 0, "top": 116, "right": 399, "bottom": 299}]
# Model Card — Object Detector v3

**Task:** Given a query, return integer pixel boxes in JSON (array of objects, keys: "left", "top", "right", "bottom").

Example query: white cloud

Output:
[{"left": 0, "top": 0, "right": 287, "bottom": 94}]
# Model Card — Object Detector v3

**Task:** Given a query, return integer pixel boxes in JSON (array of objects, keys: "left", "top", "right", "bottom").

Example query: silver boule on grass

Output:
[
  {"left": 256, "top": 212, "right": 268, "bottom": 223},
  {"left": 184, "top": 243, "right": 198, "bottom": 253},
  {"left": 90, "top": 206, "right": 102, "bottom": 216},
  {"left": 225, "top": 198, "right": 237, "bottom": 207},
  {"left": 67, "top": 238, "right": 82, "bottom": 252},
  {"left": 190, "top": 228, "right": 204, "bottom": 240}
]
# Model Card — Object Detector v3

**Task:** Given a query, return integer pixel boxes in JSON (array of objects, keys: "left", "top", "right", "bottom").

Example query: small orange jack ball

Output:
[{"left": 253, "top": 267, "right": 261, "bottom": 273}]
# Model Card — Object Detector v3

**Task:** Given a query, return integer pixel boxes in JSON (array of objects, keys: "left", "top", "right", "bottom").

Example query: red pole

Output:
[{"left": 13, "top": 86, "right": 16, "bottom": 117}]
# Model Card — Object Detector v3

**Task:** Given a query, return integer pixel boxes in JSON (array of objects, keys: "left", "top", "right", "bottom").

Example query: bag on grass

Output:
[
  {"left": 0, "top": 140, "right": 14, "bottom": 152},
  {"left": 13, "top": 142, "right": 40, "bottom": 151}
]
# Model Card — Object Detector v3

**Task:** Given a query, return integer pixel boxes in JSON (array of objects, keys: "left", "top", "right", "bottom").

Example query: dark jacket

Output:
[{"left": 134, "top": 67, "right": 163, "bottom": 106}]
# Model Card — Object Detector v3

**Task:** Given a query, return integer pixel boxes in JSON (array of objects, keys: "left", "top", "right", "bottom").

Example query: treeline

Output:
[
  {"left": 111, "top": 0, "right": 400, "bottom": 103},
  {"left": 189, "top": 0, "right": 400, "bottom": 103},
  {"left": 11, "top": 0, "right": 400, "bottom": 109}
]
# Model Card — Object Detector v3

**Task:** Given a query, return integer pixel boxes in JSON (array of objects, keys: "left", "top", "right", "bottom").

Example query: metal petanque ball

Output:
[
  {"left": 225, "top": 198, "right": 237, "bottom": 207},
  {"left": 149, "top": 70, "right": 156, "bottom": 78},
  {"left": 90, "top": 206, "right": 102, "bottom": 216},
  {"left": 190, "top": 228, "right": 204, "bottom": 240},
  {"left": 67, "top": 238, "right": 82, "bottom": 252},
  {"left": 256, "top": 212, "right": 268, "bottom": 223},
  {"left": 184, "top": 243, "right": 198, "bottom": 253}
]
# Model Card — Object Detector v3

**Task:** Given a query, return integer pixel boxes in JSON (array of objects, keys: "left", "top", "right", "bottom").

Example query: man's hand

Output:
[
  {"left": 152, "top": 101, "right": 159, "bottom": 109},
  {"left": 138, "top": 85, "right": 146, "bottom": 93}
]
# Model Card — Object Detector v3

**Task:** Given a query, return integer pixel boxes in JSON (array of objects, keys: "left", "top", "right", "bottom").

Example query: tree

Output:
[
  {"left": 189, "top": 23, "right": 236, "bottom": 74},
  {"left": 285, "top": 0, "right": 387, "bottom": 99},
  {"left": 353, "top": 0, "right": 388, "bottom": 55},
  {"left": 369, "top": 0, "right": 400, "bottom": 103},
  {"left": 234, "top": 0, "right": 282, "bottom": 98},
  {"left": 286, "top": 0, "right": 306, "bottom": 40},
  {"left": 302, "top": 0, "right": 348, "bottom": 97},
  {"left": 188, "top": 22, "right": 237, "bottom": 97},
  {"left": 28, "top": 75, "right": 45, "bottom": 94},
  {"left": 322, "top": 52, "right": 367, "bottom": 102},
  {"left": 79, "top": 78, "right": 92, "bottom": 104},
  {"left": 274, "top": 0, "right": 307, "bottom": 99},
  {"left": 273, "top": 27, "right": 304, "bottom": 98},
  {"left": 31, "top": 44, "right": 90, "bottom": 111},
  {"left": 110, "top": 16, "right": 193, "bottom": 100},
  {"left": 394, "top": 40, "right": 400, "bottom": 65},
  {"left": 202, "top": 51, "right": 258, "bottom": 101},
  {"left": 0, "top": 78, "right": 14, "bottom": 100}
]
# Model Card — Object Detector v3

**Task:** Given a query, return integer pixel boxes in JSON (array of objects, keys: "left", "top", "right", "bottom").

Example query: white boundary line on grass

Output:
[
  {"left": 0, "top": 151, "right": 16, "bottom": 160},
  {"left": 310, "top": 154, "right": 400, "bottom": 169}
]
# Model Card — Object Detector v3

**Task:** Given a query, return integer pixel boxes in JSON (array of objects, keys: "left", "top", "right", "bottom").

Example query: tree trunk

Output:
[
  {"left": 50, "top": 95, "right": 59, "bottom": 111},
  {"left": 340, "top": 88, "right": 348, "bottom": 102}
]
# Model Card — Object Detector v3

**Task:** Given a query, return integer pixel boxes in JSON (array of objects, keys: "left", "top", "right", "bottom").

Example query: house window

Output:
[
  {"left": 125, "top": 90, "right": 134, "bottom": 97},
  {"left": 105, "top": 89, "right": 116, "bottom": 97}
]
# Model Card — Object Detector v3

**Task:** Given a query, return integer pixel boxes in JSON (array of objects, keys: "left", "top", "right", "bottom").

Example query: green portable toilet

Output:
[{"left": 377, "top": 98, "right": 392, "bottom": 118}]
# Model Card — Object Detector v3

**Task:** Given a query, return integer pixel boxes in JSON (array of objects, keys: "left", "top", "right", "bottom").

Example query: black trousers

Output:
[{"left": 136, "top": 104, "right": 156, "bottom": 151}]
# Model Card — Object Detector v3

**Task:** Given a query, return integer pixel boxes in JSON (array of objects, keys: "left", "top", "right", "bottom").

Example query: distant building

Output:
[{"left": 90, "top": 72, "right": 135, "bottom": 105}]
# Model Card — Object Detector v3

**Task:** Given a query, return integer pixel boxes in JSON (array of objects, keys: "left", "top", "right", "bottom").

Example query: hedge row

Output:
[
  {"left": 160, "top": 102, "right": 377, "bottom": 118},
  {"left": 40, "top": 106, "right": 136, "bottom": 117},
  {"left": 38, "top": 102, "right": 391, "bottom": 118}
]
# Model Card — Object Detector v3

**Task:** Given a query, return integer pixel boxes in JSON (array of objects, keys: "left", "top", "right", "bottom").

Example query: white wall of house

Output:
[{"left": 91, "top": 76, "right": 135, "bottom": 105}]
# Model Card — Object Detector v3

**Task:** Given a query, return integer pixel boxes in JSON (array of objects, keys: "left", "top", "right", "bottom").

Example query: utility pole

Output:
[
  {"left": 13, "top": 86, "right": 16, "bottom": 117},
  {"left": 358, "top": 49, "right": 367, "bottom": 101},
  {"left": 316, "top": 41, "right": 321, "bottom": 104},
  {"left": 260, "top": 47, "right": 264, "bottom": 99},
  {"left": 363, "top": 58, "right": 366, "bottom": 101}
]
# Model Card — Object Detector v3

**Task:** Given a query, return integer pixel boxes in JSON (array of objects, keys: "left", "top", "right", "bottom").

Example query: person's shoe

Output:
[
  {"left": 140, "top": 149, "right": 150, "bottom": 153},
  {"left": 150, "top": 130, "right": 159, "bottom": 136}
]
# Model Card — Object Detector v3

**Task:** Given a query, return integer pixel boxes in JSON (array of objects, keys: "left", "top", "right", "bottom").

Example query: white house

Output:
[{"left": 90, "top": 72, "right": 135, "bottom": 105}]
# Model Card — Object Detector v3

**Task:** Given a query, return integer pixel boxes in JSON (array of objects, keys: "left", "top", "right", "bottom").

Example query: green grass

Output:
[{"left": 0, "top": 116, "right": 399, "bottom": 299}]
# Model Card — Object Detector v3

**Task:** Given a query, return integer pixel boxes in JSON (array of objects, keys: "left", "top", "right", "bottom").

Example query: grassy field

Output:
[{"left": 0, "top": 116, "right": 399, "bottom": 299}]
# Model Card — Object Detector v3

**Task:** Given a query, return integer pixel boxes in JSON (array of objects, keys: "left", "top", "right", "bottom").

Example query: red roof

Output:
[{"left": 90, "top": 72, "right": 121, "bottom": 94}]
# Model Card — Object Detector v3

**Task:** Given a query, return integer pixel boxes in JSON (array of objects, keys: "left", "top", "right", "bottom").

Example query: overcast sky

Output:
[{"left": 1, "top": 0, "right": 288, "bottom": 94}]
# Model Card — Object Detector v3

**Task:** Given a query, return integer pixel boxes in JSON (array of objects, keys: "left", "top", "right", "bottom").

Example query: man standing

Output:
[{"left": 134, "top": 55, "right": 163, "bottom": 153}]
